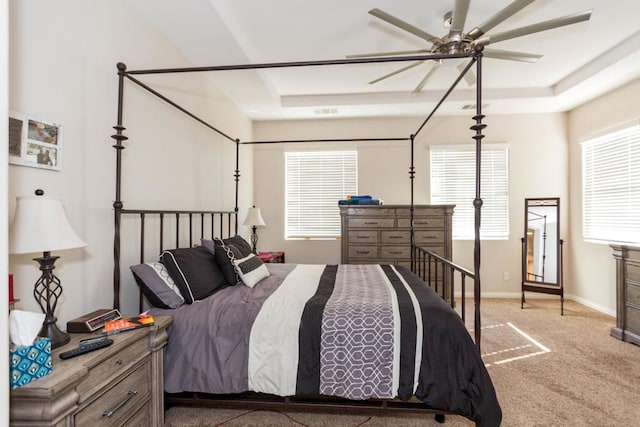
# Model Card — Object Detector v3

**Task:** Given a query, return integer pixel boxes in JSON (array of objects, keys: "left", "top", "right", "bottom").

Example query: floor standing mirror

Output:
[{"left": 521, "top": 197, "right": 564, "bottom": 314}]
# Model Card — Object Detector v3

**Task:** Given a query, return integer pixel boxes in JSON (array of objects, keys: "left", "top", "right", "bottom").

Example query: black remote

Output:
[{"left": 59, "top": 338, "right": 114, "bottom": 360}]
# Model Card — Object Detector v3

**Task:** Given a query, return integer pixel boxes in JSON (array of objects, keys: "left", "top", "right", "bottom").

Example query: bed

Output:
[{"left": 110, "top": 46, "right": 501, "bottom": 426}]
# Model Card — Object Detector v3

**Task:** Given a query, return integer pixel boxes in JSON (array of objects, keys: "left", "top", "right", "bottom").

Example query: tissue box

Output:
[{"left": 10, "top": 338, "right": 52, "bottom": 389}]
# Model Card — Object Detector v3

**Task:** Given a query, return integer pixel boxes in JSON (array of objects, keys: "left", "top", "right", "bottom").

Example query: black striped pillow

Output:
[{"left": 233, "top": 253, "right": 270, "bottom": 288}]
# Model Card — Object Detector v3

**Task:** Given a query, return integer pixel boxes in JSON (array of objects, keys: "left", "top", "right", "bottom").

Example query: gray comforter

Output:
[{"left": 151, "top": 263, "right": 502, "bottom": 426}]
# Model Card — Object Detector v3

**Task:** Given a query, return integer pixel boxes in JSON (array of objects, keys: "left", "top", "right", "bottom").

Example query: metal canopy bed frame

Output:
[{"left": 111, "top": 45, "right": 487, "bottom": 420}]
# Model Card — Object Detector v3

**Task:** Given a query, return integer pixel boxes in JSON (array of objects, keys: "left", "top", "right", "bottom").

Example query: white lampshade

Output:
[
  {"left": 243, "top": 206, "right": 266, "bottom": 227},
  {"left": 9, "top": 195, "right": 87, "bottom": 255}
]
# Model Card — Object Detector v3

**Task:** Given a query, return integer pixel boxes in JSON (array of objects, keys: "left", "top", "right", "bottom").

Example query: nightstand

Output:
[
  {"left": 10, "top": 315, "right": 172, "bottom": 426},
  {"left": 258, "top": 251, "right": 285, "bottom": 263}
]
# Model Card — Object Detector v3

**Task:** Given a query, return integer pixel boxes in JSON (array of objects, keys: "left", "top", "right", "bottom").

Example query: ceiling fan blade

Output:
[
  {"left": 482, "top": 10, "right": 592, "bottom": 45},
  {"left": 413, "top": 62, "right": 441, "bottom": 93},
  {"left": 456, "top": 61, "right": 476, "bottom": 86},
  {"left": 467, "top": 0, "right": 536, "bottom": 40},
  {"left": 449, "top": 0, "right": 470, "bottom": 36},
  {"left": 369, "top": 61, "right": 425, "bottom": 84},
  {"left": 369, "top": 8, "right": 439, "bottom": 43},
  {"left": 483, "top": 48, "right": 542, "bottom": 63},
  {"left": 347, "top": 49, "right": 429, "bottom": 59}
]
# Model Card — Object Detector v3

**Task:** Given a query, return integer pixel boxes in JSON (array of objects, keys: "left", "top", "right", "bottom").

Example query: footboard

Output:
[{"left": 411, "top": 245, "right": 477, "bottom": 342}]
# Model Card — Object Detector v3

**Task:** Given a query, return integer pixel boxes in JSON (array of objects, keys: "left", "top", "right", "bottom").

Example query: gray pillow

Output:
[
  {"left": 161, "top": 246, "right": 227, "bottom": 304},
  {"left": 130, "top": 262, "right": 185, "bottom": 309}
]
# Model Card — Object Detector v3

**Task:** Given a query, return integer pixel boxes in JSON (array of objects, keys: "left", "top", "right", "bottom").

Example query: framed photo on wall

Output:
[{"left": 8, "top": 111, "right": 63, "bottom": 171}]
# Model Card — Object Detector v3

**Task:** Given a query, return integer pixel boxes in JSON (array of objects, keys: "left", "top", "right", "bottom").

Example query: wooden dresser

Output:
[
  {"left": 340, "top": 205, "right": 454, "bottom": 297},
  {"left": 610, "top": 245, "right": 640, "bottom": 346},
  {"left": 10, "top": 316, "right": 172, "bottom": 426}
]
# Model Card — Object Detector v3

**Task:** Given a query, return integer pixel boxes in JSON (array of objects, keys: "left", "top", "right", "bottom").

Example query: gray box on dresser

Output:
[
  {"left": 340, "top": 204, "right": 454, "bottom": 298},
  {"left": 611, "top": 245, "right": 640, "bottom": 346},
  {"left": 10, "top": 315, "right": 172, "bottom": 426}
]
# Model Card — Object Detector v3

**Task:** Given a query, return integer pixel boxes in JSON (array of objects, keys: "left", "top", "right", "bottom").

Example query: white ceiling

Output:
[{"left": 132, "top": 0, "right": 640, "bottom": 121}]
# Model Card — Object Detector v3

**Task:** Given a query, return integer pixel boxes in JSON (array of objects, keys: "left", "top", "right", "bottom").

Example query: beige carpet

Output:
[{"left": 164, "top": 298, "right": 640, "bottom": 426}]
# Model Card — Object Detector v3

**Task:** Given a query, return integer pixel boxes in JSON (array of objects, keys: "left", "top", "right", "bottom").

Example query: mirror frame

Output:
[{"left": 521, "top": 197, "right": 564, "bottom": 314}]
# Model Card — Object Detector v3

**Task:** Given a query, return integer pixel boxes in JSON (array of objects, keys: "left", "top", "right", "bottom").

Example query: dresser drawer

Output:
[
  {"left": 123, "top": 400, "right": 151, "bottom": 427},
  {"left": 349, "top": 246, "right": 378, "bottom": 258},
  {"left": 627, "top": 263, "right": 640, "bottom": 283},
  {"left": 76, "top": 335, "right": 148, "bottom": 401},
  {"left": 626, "top": 306, "right": 640, "bottom": 334},
  {"left": 346, "top": 207, "right": 396, "bottom": 216},
  {"left": 397, "top": 218, "right": 445, "bottom": 228},
  {"left": 75, "top": 360, "right": 150, "bottom": 426},
  {"left": 627, "top": 282, "right": 640, "bottom": 306},
  {"left": 381, "top": 231, "right": 409, "bottom": 243},
  {"left": 381, "top": 246, "right": 411, "bottom": 259},
  {"left": 349, "top": 230, "right": 378, "bottom": 243},
  {"left": 415, "top": 230, "right": 445, "bottom": 244},
  {"left": 349, "top": 218, "right": 394, "bottom": 228}
]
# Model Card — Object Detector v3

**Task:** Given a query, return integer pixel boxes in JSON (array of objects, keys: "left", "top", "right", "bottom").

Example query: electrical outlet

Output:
[{"left": 503, "top": 272, "right": 510, "bottom": 281}]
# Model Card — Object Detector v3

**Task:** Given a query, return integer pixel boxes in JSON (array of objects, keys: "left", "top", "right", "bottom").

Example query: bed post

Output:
[
  {"left": 112, "top": 62, "right": 128, "bottom": 310},
  {"left": 409, "top": 134, "right": 416, "bottom": 270},
  {"left": 234, "top": 139, "right": 240, "bottom": 235},
  {"left": 471, "top": 46, "right": 485, "bottom": 351}
]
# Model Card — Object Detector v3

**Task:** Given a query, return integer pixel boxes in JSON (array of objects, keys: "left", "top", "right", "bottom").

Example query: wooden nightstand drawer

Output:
[
  {"left": 75, "top": 360, "right": 150, "bottom": 426},
  {"left": 626, "top": 306, "right": 640, "bottom": 334},
  {"left": 76, "top": 336, "right": 148, "bottom": 401}
]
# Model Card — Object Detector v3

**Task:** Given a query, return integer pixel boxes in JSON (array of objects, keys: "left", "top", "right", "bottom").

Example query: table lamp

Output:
[
  {"left": 242, "top": 206, "right": 266, "bottom": 254},
  {"left": 9, "top": 189, "right": 87, "bottom": 349}
]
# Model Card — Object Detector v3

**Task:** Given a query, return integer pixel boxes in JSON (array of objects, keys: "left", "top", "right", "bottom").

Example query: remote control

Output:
[{"left": 59, "top": 338, "right": 114, "bottom": 360}]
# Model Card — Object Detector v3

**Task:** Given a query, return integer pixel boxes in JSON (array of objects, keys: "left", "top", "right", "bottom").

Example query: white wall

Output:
[
  {"left": 253, "top": 112, "right": 569, "bottom": 297},
  {"left": 8, "top": 0, "right": 253, "bottom": 326},
  {"left": 2, "top": 0, "right": 10, "bottom": 419},
  {"left": 567, "top": 77, "right": 640, "bottom": 315}
]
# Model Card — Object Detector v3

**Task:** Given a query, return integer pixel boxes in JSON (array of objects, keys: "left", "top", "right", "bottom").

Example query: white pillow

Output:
[{"left": 233, "top": 253, "right": 270, "bottom": 288}]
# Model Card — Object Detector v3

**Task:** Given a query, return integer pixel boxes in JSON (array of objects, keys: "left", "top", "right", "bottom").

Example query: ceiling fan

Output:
[{"left": 348, "top": 0, "right": 592, "bottom": 93}]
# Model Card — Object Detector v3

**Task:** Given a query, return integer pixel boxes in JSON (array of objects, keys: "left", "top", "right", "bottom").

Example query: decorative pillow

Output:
[
  {"left": 130, "top": 262, "right": 185, "bottom": 309},
  {"left": 233, "top": 253, "right": 270, "bottom": 288},
  {"left": 200, "top": 238, "right": 216, "bottom": 255},
  {"left": 213, "top": 238, "right": 243, "bottom": 285},
  {"left": 160, "top": 246, "right": 227, "bottom": 304},
  {"left": 215, "top": 235, "right": 253, "bottom": 258}
]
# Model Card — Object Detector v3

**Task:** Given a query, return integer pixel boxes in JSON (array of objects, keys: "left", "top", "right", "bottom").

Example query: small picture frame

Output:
[{"left": 8, "top": 111, "right": 62, "bottom": 171}]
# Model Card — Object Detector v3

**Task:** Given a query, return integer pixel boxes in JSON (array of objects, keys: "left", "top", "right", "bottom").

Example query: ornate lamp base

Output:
[{"left": 34, "top": 252, "right": 70, "bottom": 349}]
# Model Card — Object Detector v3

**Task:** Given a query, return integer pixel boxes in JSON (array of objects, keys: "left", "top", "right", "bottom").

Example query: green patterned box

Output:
[{"left": 10, "top": 338, "right": 52, "bottom": 389}]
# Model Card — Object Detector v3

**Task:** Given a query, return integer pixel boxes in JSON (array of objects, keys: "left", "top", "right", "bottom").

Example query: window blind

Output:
[
  {"left": 430, "top": 144, "right": 509, "bottom": 240},
  {"left": 285, "top": 151, "right": 357, "bottom": 239},
  {"left": 582, "top": 124, "right": 640, "bottom": 244}
]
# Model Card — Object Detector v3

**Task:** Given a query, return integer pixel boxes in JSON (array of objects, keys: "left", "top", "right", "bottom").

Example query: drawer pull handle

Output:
[
  {"left": 389, "top": 236, "right": 403, "bottom": 239},
  {"left": 389, "top": 251, "right": 403, "bottom": 255},
  {"left": 102, "top": 390, "right": 137, "bottom": 418},
  {"left": 364, "top": 222, "right": 379, "bottom": 225},
  {"left": 115, "top": 359, "right": 123, "bottom": 365},
  {"left": 356, "top": 251, "right": 371, "bottom": 254},
  {"left": 356, "top": 236, "right": 370, "bottom": 239}
]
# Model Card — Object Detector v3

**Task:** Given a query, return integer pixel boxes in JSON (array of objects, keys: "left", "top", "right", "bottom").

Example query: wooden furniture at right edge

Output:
[
  {"left": 610, "top": 244, "right": 640, "bottom": 346},
  {"left": 340, "top": 204, "right": 454, "bottom": 299}
]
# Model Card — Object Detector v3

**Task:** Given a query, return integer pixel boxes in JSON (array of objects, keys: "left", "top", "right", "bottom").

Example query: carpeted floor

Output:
[{"left": 163, "top": 298, "right": 640, "bottom": 426}]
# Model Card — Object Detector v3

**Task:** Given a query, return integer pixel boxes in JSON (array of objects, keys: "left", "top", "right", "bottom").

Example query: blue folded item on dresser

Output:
[
  {"left": 338, "top": 199, "right": 382, "bottom": 205},
  {"left": 10, "top": 338, "right": 52, "bottom": 389}
]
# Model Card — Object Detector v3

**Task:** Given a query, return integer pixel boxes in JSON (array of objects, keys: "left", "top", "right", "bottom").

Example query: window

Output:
[
  {"left": 285, "top": 151, "right": 357, "bottom": 239},
  {"left": 430, "top": 144, "right": 509, "bottom": 240},
  {"left": 582, "top": 124, "right": 640, "bottom": 244}
]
